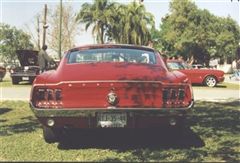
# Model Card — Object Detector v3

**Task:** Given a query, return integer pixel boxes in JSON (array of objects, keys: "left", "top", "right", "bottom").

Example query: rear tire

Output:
[
  {"left": 204, "top": 75, "right": 217, "bottom": 87},
  {"left": 12, "top": 77, "right": 19, "bottom": 85},
  {"left": 43, "top": 126, "right": 61, "bottom": 143}
]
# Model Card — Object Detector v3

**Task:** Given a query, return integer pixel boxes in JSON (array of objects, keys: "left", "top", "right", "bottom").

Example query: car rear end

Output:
[
  {"left": 29, "top": 45, "right": 194, "bottom": 143},
  {"left": 10, "top": 50, "right": 40, "bottom": 84},
  {"left": 31, "top": 80, "right": 193, "bottom": 129},
  {"left": 10, "top": 66, "right": 40, "bottom": 84}
]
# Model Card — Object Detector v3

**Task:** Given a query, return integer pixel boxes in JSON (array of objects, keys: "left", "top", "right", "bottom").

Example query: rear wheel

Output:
[
  {"left": 12, "top": 77, "right": 19, "bottom": 85},
  {"left": 204, "top": 75, "right": 217, "bottom": 87},
  {"left": 43, "top": 126, "right": 62, "bottom": 143}
]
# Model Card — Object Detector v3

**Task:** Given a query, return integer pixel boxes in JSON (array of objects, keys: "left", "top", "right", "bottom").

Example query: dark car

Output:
[
  {"left": 0, "top": 66, "right": 6, "bottom": 82},
  {"left": 10, "top": 50, "right": 40, "bottom": 84},
  {"left": 30, "top": 44, "right": 194, "bottom": 143}
]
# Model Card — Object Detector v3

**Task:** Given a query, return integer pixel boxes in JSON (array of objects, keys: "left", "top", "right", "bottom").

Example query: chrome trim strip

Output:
[
  {"left": 33, "top": 80, "right": 190, "bottom": 87},
  {"left": 29, "top": 100, "right": 194, "bottom": 118}
]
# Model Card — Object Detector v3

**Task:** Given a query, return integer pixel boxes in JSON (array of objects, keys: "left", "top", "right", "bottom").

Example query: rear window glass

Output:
[{"left": 68, "top": 48, "right": 156, "bottom": 64}]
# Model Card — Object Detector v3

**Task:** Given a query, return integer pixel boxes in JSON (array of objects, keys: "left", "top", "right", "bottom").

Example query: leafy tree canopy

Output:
[
  {"left": 0, "top": 23, "right": 33, "bottom": 66},
  {"left": 157, "top": 0, "right": 240, "bottom": 65},
  {"left": 76, "top": 0, "right": 155, "bottom": 45}
]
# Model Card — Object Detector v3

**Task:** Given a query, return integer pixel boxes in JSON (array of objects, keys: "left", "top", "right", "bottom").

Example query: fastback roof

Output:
[{"left": 69, "top": 44, "right": 155, "bottom": 52}]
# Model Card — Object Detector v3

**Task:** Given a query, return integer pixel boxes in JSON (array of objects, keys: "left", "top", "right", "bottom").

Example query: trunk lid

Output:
[
  {"left": 16, "top": 50, "right": 39, "bottom": 67},
  {"left": 55, "top": 62, "right": 188, "bottom": 108},
  {"left": 61, "top": 62, "right": 168, "bottom": 81}
]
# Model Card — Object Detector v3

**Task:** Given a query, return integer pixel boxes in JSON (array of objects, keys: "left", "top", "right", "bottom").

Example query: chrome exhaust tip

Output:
[{"left": 47, "top": 119, "right": 55, "bottom": 127}]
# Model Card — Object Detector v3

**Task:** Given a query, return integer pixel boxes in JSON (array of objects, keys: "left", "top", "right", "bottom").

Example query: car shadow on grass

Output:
[
  {"left": 0, "top": 108, "right": 12, "bottom": 115},
  {"left": 57, "top": 127, "right": 204, "bottom": 150},
  {"left": 58, "top": 100, "right": 239, "bottom": 152},
  {"left": 192, "top": 83, "right": 227, "bottom": 88},
  {"left": 0, "top": 116, "right": 41, "bottom": 136}
]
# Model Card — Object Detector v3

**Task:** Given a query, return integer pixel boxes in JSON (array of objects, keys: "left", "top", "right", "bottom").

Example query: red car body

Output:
[
  {"left": 167, "top": 60, "right": 225, "bottom": 87},
  {"left": 30, "top": 44, "right": 194, "bottom": 143}
]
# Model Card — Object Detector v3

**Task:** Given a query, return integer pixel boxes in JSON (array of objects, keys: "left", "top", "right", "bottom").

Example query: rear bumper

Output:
[
  {"left": 30, "top": 100, "right": 194, "bottom": 128},
  {"left": 30, "top": 100, "right": 194, "bottom": 118},
  {"left": 11, "top": 73, "right": 37, "bottom": 77}
]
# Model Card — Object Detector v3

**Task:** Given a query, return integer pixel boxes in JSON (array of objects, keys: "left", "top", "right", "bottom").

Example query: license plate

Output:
[
  {"left": 97, "top": 113, "right": 127, "bottom": 128},
  {"left": 22, "top": 77, "right": 29, "bottom": 80}
]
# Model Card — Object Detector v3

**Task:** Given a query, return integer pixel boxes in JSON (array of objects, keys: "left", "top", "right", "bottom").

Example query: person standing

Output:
[
  {"left": 38, "top": 45, "right": 54, "bottom": 73},
  {"left": 147, "top": 40, "right": 153, "bottom": 48}
]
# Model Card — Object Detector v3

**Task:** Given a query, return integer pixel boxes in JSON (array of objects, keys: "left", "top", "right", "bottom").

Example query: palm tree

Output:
[
  {"left": 76, "top": 0, "right": 155, "bottom": 45},
  {"left": 106, "top": 3, "right": 126, "bottom": 43},
  {"left": 108, "top": 2, "right": 155, "bottom": 45},
  {"left": 76, "top": 0, "right": 115, "bottom": 44},
  {"left": 127, "top": 2, "right": 155, "bottom": 45}
]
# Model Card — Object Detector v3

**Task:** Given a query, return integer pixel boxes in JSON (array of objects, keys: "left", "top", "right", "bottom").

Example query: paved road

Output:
[
  {"left": 192, "top": 87, "right": 239, "bottom": 101},
  {"left": 0, "top": 84, "right": 239, "bottom": 102},
  {"left": 0, "top": 86, "right": 31, "bottom": 101}
]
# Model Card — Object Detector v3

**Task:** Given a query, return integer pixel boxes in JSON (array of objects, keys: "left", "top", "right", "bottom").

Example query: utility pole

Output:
[
  {"left": 58, "top": 0, "right": 63, "bottom": 59},
  {"left": 37, "top": 15, "right": 40, "bottom": 50},
  {"left": 42, "top": 4, "right": 48, "bottom": 46}
]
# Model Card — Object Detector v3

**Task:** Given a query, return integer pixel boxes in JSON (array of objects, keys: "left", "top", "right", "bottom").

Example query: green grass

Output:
[
  {"left": 0, "top": 100, "right": 239, "bottom": 161},
  {"left": 0, "top": 73, "right": 31, "bottom": 87},
  {"left": 0, "top": 79, "right": 32, "bottom": 87},
  {"left": 220, "top": 82, "right": 240, "bottom": 89}
]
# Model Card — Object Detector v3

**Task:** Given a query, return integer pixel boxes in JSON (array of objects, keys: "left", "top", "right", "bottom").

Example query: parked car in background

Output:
[
  {"left": 10, "top": 50, "right": 40, "bottom": 84},
  {"left": 167, "top": 60, "right": 225, "bottom": 87},
  {"left": 191, "top": 64, "right": 204, "bottom": 69},
  {"left": 30, "top": 44, "right": 194, "bottom": 143},
  {"left": 0, "top": 66, "right": 6, "bottom": 82}
]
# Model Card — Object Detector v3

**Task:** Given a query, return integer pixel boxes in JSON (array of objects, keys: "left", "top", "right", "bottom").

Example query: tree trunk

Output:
[{"left": 100, "top": 26, "right": 104, "bottom": 44}]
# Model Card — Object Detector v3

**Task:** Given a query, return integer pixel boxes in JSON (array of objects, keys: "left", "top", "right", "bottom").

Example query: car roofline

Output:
[{"left": 69, "top": 44, "right": 155, "bottom": 52}]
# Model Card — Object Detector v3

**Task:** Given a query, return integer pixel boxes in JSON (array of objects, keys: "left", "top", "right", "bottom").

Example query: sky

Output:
[{"left": 0, "top": 0, "right": 239, "bottom": 47}]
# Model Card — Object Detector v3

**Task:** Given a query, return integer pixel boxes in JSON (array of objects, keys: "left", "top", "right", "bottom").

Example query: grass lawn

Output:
[
  {"left": 0, "top": 78, "right": 32, "bottom": 87},
  {"left": 0, "top": 100, "right": 239, "bottom": 161}
]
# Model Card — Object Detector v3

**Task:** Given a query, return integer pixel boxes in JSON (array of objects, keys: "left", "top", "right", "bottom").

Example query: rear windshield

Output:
[{"left": 68, "top": 48, "right": 156, "bottom": 64}]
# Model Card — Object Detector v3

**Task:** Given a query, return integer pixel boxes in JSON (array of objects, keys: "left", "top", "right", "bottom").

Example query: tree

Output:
[
  {"left": 109, "top": 1, "right": 155, "bottom": 45},
  {"left": 158, "top": 0, "right": 240, "bottom": 65},
  {"left": 48, "top": 4, "right": 80, "bottom": 57},
  {"left": 76, "top": 0, "right": 115, "bottom": 44},
  {"left": 76, "top": 0, "right": 155, "bottom": 45},
  {"left": 0, "top": 23, "right": 33, "bottom": 66},
  {"left": 24, "top": 14, "right": 41, "bottom": 51}
]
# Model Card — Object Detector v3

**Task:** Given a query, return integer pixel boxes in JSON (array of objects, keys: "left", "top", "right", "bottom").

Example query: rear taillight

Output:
[
  {"left": 162, "top": 87, "right": 190, "bottom": 108},
  {"left": 33, "top": 88, "right": 63, "bottom": 108}
]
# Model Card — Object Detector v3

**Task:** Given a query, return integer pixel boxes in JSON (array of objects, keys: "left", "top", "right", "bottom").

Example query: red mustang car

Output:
[
  {"left": 167, "top": 60, "right": 225, "bottom": 87},
  {"left": 30, "top": 44, "right": 194, "bottom": 143}
]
